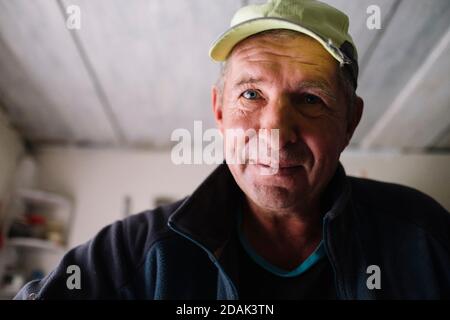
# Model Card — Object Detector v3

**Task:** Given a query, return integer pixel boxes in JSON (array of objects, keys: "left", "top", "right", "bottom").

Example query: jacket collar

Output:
[
  {"left": 168, "top": 162, "right": 351, "bottom": 259},
  {"left": 322, "top": 162, "right": 352, "bottom": 221},
  {"left": 168, "top": 163, "right": 242, "bottom": 258}
]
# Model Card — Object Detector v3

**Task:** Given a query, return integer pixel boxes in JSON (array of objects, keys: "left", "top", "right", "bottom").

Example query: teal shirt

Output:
[
  {"left": 236, "top": 211, "right": 336, "bottom": 299},
  {"left": 238, "top": 211, "right": 327, "bottom": 277}
]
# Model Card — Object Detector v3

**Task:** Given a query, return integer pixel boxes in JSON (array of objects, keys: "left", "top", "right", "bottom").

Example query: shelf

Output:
[
  {"left": 7, "top": 238, "right": 65, "bottom": 254},
  {"left": 16, "top": 188, "right": 71, "bottom": 209},
  {"left": 0, "top": 187, "right": 73, "bottom": 293}
]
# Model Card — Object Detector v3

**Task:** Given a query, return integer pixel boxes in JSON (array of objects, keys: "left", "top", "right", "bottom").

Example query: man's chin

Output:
[
  {"left": 248, "top": 184, "right": 307, "bottom": 211},
  {"left": 246, "top": 163, "right": 308, "bottom": 188}
]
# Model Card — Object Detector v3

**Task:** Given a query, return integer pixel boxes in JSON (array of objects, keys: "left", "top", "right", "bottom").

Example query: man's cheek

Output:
[
  {"left": 304, "top": 129, "right": 342, "bottom": 160},
  {"left": 223, "top": 110, "right": 248, "bottom": 128}
]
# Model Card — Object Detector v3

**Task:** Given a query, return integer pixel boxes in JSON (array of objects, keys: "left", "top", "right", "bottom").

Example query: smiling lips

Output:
[
  {"left": 255, "top": 162, "right": 304, "bottom": 177},
  {"left": 256, "top": 162, "right": 302, "bottom": 169}
]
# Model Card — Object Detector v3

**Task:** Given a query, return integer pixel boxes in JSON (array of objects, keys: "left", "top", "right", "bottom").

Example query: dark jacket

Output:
[{"left": 14, "top": 163, "right": 450, "bottom": 300}]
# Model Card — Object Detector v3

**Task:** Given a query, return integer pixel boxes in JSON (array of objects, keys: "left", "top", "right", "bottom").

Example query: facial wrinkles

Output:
[
  {"left": 227, "top": 64, "right": 342, "bottom": 122},
  {"left": 215, "top": 34, "right": 357, "bottom": 218},
  {"left": 230, "top": 40, "right": 337, "bottom": 91},
  {"left": 223, "top": 35, "right": 349, "bottom": 137}
]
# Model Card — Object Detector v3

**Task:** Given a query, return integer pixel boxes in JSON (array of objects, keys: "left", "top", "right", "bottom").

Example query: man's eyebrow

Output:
[
  {"left": 232, "top": 76, "right": 266, "bottom": 89},
  {"left": 297, "top": 80, "right": 337, "bottom": 102},
  {"left": 231, "top": 77, "right": 337, "bottom": 101}
]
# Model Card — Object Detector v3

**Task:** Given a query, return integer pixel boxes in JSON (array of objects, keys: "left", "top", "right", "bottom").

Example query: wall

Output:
[
  {"left": 341, "top": 150, "right": 450, "bottom": 210},
  {"left": 0, "top": 108, "right": 24, "bottom": 297},
  {"left": 35, "top": 147, "right": 216, "bottom": 248},
  {"left": 0, "top": 108, "right": 24, "bottom": 210},
  {"left": 35, "top": 147, "right": 450, "bottom": 249}
]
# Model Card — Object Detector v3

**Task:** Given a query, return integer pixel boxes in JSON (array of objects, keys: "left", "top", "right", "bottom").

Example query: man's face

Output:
[{"left": 212, "top": 33, "right": 362, "bottom": 213}]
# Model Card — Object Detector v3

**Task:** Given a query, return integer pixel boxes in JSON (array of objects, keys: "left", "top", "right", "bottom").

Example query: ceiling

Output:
[{"left": 0, "top": 0, "right": 449, "bottom": 151}]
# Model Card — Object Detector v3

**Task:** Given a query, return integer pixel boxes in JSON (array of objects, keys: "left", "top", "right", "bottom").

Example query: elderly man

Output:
[{"left": 16, "top": 0, "right": 450, "bottom": 300}]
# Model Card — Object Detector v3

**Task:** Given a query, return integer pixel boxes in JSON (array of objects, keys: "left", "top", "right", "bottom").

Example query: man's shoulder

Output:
[
  {"left": 347, "top": 175, "right": 450, "bottom": 247},
  {"left": 347, "top": 175, "right": 447, "bottom": 213}
]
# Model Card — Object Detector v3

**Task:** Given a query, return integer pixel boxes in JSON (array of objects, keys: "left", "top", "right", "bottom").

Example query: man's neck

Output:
[{"left": 241, "top": 197, "right": 324, "bottom": 271}]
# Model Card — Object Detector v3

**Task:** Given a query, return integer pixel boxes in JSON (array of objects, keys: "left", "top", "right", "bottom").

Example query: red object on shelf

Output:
[{"left": 26, "top": 214, "right": 46, "bottom": 225}]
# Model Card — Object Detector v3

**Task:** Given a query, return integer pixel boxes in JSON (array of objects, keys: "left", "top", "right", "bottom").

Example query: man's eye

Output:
[
  {"left": 304, "top": 94, "right": 322, "bottom": 104},
  {"left": 242, "top": 90, "right": 260, "bottom": 100}
]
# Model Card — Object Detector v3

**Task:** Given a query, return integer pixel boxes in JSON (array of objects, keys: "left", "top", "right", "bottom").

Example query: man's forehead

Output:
[
  {"left": 231, "top": 73, "right": 332, "bottom": 87},
  {"left": 226, "top": 53, "right": 339, "bottom": 89}
]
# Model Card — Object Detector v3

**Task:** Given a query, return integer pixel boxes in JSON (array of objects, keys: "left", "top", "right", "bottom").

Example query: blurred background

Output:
[{"left": 0, "top": 0, "right": 449, "bottom": 298}]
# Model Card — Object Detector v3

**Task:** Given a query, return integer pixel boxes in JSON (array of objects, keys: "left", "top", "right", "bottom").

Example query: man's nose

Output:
[{"left": 259, "top": 94, "right": 298, "bottom": 148}]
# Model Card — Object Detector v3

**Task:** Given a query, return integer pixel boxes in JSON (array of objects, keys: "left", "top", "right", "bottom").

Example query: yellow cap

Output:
[{"left": 209, "top": 0, "right": 359, "bottom": 87}]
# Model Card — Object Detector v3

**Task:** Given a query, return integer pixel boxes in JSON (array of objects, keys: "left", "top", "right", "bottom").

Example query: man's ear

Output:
[
  {"left": 212, "top": 86, "right": 224, "bottom": 134},
  {"left": 344, "top": 96, "right": 364, "bottom": 147}
]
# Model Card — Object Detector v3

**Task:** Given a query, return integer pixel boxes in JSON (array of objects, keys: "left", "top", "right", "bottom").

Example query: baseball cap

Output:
[{"left": 209, "top": 0, "right": 359, "bottom": 88}]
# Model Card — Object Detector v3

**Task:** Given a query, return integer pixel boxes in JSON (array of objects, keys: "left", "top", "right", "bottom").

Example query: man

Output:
[{"left": 16, "top": 0, "right": 450, "bottom": 300}]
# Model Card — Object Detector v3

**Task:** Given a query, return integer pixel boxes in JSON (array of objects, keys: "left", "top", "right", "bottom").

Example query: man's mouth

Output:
[
  {"left": 256, "top": 162, "right": 302, "bottom": 169},
  {"left": 255, "top": 162, "right": 304, "bottom": 176}
]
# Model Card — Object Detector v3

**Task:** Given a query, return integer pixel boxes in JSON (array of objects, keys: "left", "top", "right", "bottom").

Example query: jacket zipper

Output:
[
  {"left": 167, "top": 222, "right": 239, "bottom": 299},
  {"left": 323, "top": 217, "right": 346, "bottom": 299}
]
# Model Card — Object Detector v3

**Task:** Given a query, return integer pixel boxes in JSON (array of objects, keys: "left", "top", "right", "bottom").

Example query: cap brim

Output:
[{"left": 209, "top": 18, "right": 344, "bottom": 65}]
